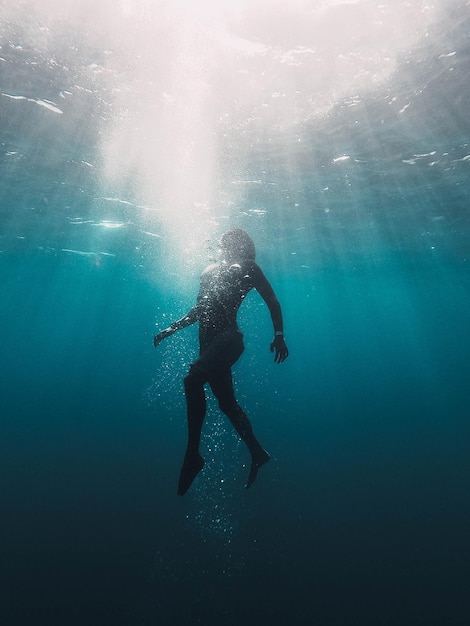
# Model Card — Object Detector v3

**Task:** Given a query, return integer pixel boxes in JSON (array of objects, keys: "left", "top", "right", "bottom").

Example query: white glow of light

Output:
[
  {"left": 3, "top": 0, "right": 449, "bottom": 261},
  {"left": 93, "top": 221, "right": 126, "bottom": 229}
]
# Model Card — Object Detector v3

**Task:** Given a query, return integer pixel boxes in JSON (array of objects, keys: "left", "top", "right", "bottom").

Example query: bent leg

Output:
[{"left": 209, "top": 372, "right": 270, "bottom": 489}]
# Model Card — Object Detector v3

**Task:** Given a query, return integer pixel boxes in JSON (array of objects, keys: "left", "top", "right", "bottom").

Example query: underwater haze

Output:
[{"left": 1, "top": 1, "right": 470, "bottom": 624}]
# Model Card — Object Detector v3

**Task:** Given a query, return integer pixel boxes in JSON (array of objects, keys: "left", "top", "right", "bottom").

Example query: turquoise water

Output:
[{"left": 1, "top": 2, "right": 470, "bottom": 625}]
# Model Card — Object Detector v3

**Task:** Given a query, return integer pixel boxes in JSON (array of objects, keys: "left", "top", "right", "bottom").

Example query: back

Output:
[{"left": 197, "top": 260, "right": 256, "bottom": 344}]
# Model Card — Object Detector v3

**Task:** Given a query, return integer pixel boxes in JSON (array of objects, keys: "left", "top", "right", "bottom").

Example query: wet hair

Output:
[{"left": 219, "top": 228, "right": 256, "bottom": 261}]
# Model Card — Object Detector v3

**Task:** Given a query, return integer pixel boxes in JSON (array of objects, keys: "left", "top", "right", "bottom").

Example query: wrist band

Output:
[{"left": 275, "top": 331, "right": 284, "bottom": 337}]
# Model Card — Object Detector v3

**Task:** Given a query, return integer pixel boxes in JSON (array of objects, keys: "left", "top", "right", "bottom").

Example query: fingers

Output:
[
  {"left": 270, "top": 340, "right": 288, "bottom": 363},
  {"left": 154, "top": 330, "right": 167, "bottom": 347},
  {"left": 275, "top": 347, "right": 289, "bottom": 363}
]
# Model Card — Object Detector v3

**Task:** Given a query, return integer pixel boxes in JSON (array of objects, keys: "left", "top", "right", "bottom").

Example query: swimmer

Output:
[{"left": 154, "top": 228, "right": 289, "bottom": 495}]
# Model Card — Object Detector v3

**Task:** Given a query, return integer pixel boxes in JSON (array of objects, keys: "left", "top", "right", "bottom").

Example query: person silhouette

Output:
[{"left": 154, "top": 228, "right": 288, "bottom": 495}]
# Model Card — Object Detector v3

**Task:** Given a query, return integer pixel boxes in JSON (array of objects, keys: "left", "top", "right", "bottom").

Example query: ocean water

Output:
[{"left": 1, "top": 1, "right": 469, "bottom": 625}]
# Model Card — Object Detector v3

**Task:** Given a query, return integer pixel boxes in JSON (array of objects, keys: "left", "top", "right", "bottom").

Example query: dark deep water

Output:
[{"left": 1, "top": 2, "right": 470, "bottom": 625}]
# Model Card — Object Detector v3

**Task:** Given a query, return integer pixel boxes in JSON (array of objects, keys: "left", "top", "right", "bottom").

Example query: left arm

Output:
[{"left": 250, "top": 262, "right": 289, "bottom": 363}]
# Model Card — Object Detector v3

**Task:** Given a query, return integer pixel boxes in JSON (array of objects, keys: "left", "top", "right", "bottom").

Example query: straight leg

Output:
[{"left": 178, "top": 367, "right": 207, "bottom": 495}]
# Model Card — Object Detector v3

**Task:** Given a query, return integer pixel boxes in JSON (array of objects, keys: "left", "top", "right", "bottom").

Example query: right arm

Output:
[
  {"left": 153, "top": 264, "right": 216, "bottom": 347},
  {"left": 153, "top": 305, "right": 200, "bottom": 347},
  {"left": 153, "top": 267, "right": 214, "bottom": 348}
]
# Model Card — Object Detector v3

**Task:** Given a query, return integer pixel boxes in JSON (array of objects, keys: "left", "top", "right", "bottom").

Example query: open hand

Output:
[{"left": 270, "top": 336, "right": 289, "bottom": 363}]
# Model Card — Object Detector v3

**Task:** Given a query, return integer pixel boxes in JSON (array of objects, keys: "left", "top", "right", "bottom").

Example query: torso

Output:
[{"left": 197, "top": 260, "right": 256, "bottom": 347}]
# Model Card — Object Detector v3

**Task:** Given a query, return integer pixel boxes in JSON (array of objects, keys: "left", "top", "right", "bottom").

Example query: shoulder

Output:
[
  {"left": 240, "top": 259, "right": 263, "bottom": 279},
  {"left": 200, "top": 263, "right": 220, "bottom": 278},
  {"left": 228, "top": 259, "right": 267, "bottom": 290},
  {"left": 242, "top": 260, "right": 276, "bottom": 297}
]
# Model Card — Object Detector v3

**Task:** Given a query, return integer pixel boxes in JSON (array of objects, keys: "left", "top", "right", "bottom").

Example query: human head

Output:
[{"left": 219, "top": 228, "right": 256, "bottom": 262}]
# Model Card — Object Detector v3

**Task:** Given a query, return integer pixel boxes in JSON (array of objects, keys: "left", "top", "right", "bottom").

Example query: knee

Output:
[{"left": 217, "top": 398, "right": 239, "bottom": 416}]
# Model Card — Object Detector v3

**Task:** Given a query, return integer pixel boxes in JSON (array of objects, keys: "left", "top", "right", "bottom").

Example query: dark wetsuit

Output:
[
  {"left": 192, "top": 261, "right": 252, "bottom": 373},
  {"left": 163, "top": 258, "right": 286, "bottom": 495}
]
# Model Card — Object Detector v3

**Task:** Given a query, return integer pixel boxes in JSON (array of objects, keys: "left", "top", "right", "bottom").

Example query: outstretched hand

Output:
[
  {"left": 270, "top": 336, "right": 289, "bottom": 364},
  {"left": 153, "top": 327, "right": 176, "bottom": 347}
]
